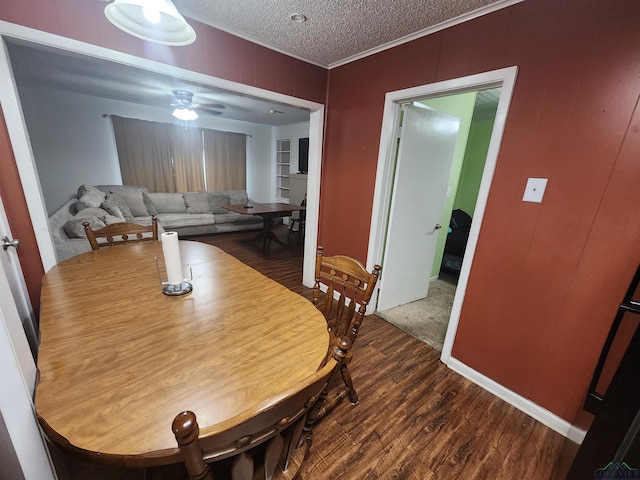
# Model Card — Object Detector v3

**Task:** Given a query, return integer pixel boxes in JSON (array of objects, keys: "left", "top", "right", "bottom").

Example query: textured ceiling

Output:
[{"left": 173, "top": 0, "right": 514, "bottom": 67}]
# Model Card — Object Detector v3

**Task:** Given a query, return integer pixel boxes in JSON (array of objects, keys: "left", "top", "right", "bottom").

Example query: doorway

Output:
[
  {"left": 377, "top": 89, "right": 500, "bottom": 351},
  {"left": 366, "top": 67, "right": 518, "bottom": 365}
]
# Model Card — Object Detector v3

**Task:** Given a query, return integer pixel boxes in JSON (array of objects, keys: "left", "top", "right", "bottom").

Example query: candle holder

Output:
[
  {"left": 157, "top": 231, "right": 193, "bottom": 296},
  {"left": 155, "top": 256, "right": 193, "bottom": 296},
  {"left": 162, "top": 281, "right": 193, "bottom": 296}
]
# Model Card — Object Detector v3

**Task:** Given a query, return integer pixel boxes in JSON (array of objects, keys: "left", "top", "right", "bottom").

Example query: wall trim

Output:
[
  {"left": 328, "top": 0, "right": 525, "bottom": 69},
  {"left": 447, "top": 357, "right": 587, "bottom": 444}
]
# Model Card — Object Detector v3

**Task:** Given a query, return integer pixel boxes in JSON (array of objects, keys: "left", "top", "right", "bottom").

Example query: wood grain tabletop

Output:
[{"left": 36, "top": 240, "right": 328, "bottom": 467}]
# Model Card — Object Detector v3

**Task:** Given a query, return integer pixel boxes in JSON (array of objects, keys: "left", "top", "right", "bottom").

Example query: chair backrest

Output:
[
  {"left": 82, "top": 216, "right": 158, "bottom": 250},
  {"left": 299, "top": 194, "right": 307, "bottom": 221},
  {"left": 313, "top": 246, "right": 382, "bottom": 345},
  {"left": 172, "top": 338, "right": 350, "bottom": 480}
]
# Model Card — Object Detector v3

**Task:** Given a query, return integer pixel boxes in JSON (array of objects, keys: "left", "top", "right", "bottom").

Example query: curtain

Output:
[
  {"left": 111, "top": 116, "right": 176, "bottom": 192},
  {"left": 203, "top": 130, "right": 246, "bottom": 191},
  {"left": 170, "top": 125, "right": 205, "bottom": 192}
]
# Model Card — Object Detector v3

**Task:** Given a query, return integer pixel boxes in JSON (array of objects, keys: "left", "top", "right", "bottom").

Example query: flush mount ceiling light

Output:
[
  {"left": 172, "top": 107, "right": 198, "bottom": 121},
  {"left": 290, "top": 13, "right": 307, "bottom": 23},
  {"left": 104, "top": 0, "right": 196, "bottom": 46}
]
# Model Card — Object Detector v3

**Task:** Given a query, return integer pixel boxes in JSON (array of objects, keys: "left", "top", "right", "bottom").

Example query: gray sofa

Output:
[{"left": 49, "top": 184, "right": 263, "bottom": 262}]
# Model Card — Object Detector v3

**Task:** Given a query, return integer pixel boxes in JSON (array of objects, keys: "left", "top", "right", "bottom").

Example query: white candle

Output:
[{"left": 161, "top": 232, "right": 183, "bottom": 285}]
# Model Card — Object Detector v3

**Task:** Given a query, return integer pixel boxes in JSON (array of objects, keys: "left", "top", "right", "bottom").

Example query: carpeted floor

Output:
[{"left": 377, "top": 273, "right": 457, "bottom": 351}]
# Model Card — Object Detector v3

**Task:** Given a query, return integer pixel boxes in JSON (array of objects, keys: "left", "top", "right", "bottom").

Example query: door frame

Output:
[
  {"left": 367, "top": 66, "right": 518, "bottom": 365},
  {"left": 0, "top": 21, "right": 324, "bottom": 287}
]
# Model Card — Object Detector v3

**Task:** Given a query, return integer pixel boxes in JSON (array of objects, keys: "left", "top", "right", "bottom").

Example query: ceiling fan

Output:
[{"left": 171, "top": 89, "right": 225, "bottom": 120}]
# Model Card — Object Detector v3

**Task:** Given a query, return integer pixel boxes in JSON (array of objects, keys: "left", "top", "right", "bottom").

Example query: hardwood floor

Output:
[
  {"left": 52, "top": 226, "right": 578, "bottom": 479},
  {"left": 192, "top": 226, "right": 578, "bottom": 479}
]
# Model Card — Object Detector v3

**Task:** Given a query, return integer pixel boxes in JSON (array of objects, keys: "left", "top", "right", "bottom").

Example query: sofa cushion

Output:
[
  {"left": 220, "top": 190, "right": 249, "bottom": 206},
  {"left": 147, "top": 193, "right": 187, "bottom": 213},
  {"left": 208, "top": 193, "right": 231, "bottom": 214},
  {"left": 96, "top": 185, "right": 149, "bottom": 196},
  {"left": 100, "top": 198, "right": 125, "bottom": 221},
  {"left": 143, "top": 193, "right": 158, "bottom": 215},
  {"left": 109, "top": 189, "right": 147, "bottom": 217},
  {"left": 49, "top": 199, "right": 79, "bottom": 243},
  {"left": 156, "top": 213, "right": 215, "bottom": 228},
  {"left": 106, "top": 194, "right": 134, "bottom": 221},
  {"left": 76, "top": 185, "right": 106, "bottom": 210},
  {"left": 184, "top": 192, "right": 211, "bottom": 214},
  {"left": 62, "top": 207, "right": 122, "bottom": 238},
  {"left": 64, "top": 217, "right": 105, "bottom": 238},
  {"left": 213, "top": 213, "right": 260, "bottom": 225}
]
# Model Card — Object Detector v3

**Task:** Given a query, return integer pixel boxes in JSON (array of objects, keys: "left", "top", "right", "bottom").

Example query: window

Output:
[
  {"left": 276, "top": 139, "right": 291, "bottom": 201},
  {"left": 110, "top": 116, "right": 246, "bottom": 192}
]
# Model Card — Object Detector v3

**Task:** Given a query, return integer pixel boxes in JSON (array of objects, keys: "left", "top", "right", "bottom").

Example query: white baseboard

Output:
[{"left": 447, "top": 357, "right": 586, "bottom": 444}]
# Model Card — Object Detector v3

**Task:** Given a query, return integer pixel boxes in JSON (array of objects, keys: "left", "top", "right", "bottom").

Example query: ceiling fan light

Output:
[
  {"left": 104, "top": 0, "right": 196, "bottom": 46},
  {"left": 172, "top": 107, "right": 198, "bottom": 121}
]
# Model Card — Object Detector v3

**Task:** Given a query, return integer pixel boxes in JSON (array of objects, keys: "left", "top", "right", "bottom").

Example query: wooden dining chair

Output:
[
  {"left": 287, "top": 195, "right": 306, "bottom": 243},
  {"left": 172, "top": 337, "right": 351, "bottom": 480},
  {"left": 313, "top": 246, "right": 382, "bottom": 405},
  {"left": 82, "top": 216, "right": 158, "bottom": 250}
]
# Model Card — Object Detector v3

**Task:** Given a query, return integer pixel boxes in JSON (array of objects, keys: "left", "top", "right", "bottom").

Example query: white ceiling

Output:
[
  {"left": 173, "top": 0, "right": 517, "bottom": 68},
  {"left": 7, "top": 1, "right": 511, "bottom": 125}
]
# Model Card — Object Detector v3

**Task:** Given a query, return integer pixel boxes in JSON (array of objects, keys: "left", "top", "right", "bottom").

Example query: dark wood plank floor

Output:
[
  {"left": 53, "top": 226, "right": 579, "bottom": 479},
  {"left": 192, "top": 226, "right": 579, "bottom": 479}
]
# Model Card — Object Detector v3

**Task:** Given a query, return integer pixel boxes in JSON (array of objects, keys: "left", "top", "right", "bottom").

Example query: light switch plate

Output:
[{"left": 523, "top": 178, "right": 548, "bottom": 203}]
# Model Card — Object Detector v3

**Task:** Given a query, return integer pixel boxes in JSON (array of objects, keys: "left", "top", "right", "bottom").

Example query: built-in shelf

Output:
[{"left": 276, "top": 139, "right": 291, "bottom": 201}]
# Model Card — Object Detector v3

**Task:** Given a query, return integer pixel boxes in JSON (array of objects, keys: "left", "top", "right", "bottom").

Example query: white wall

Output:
[{"left": 18, "top": 85, "right": 275, "bottom": 214}]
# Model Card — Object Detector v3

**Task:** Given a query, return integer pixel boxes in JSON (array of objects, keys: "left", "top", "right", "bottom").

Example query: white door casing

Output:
[
  {"left": 376, "top": 104, "right": 460, "bottom": 312},
  {"left": 367, "top": 66, "right": 518, "bottom": 364}
]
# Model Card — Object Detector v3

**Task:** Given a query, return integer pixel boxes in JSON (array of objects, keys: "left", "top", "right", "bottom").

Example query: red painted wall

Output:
[
  {"left": 321, "top": 0, "right": 640, "bottom": 427},
  {"left": 0, "top": 0, "right": 326, "bottom": 309},
  {"left": 2, "top": 0, "right": 640, "bottom": 428}
]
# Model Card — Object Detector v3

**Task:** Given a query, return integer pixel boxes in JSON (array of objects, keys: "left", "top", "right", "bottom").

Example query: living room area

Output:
[{"left": 7, "top": 40, "right": 313, "bottom": 266}]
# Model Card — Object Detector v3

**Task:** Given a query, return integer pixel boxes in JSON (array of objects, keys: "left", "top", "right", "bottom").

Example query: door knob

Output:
[
  {"left": 434, "top": 224, "right": 442, "bottom": 230},
  {"left": 1, "top": 236, "right": 20, "bottom": 251}
]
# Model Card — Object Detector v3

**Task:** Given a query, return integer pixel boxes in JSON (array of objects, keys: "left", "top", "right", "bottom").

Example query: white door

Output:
[
  {"left": 377, "top": 104, "right": 460, "bottom": 311},
  {"left": 0, "top": 199, "right": 57, "bottom": 479},
  {"left": 0, "top": 196, "right": 38, "bottom": 366}
]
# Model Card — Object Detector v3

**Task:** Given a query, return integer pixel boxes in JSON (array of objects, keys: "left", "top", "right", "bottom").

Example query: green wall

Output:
[
  {"left": 454, "top": 120, "right": 494, "bottom": 216},
  {"left": 418, "top": 93, "right": 476, "bottom": 278}
]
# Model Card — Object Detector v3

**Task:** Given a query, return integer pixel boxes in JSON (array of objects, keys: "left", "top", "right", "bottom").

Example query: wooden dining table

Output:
[
  {"left": 224, "top": 203, "right": 305, "bottom": 250},
  {"left": 36, "top": 240, "right": 329, "bottom": 467}
]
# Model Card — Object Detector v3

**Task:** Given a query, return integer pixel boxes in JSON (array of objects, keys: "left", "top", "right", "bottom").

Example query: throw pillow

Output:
[
  {"left": 143, "top": 193, "right": 158, "bottom": 216},
  {"left": 100, "top": 199, "right": 125, "bottom": 221},
  {"left": 184, "top": 192, "right": 211, "bottom": 214},
  {"left": 146, "top": 193, "right": 187, "bottom": 213},
  {"left": 63, "top": 216, "right": 106, "bottom": 238},
  {"left": 209, "top": 193, "right": 231, "bottom": 214},
  {"left": 107, "top": 194, "right": 134, "bottom": 221},
  {"left": 76, "top": 185, "right": 106, "bottom": 211},
  {"left": 76, "top": 184, "right": 101, "bottom": 198},
  {"left": 109, "top": 189, "right": 147, "bottom": 217}
]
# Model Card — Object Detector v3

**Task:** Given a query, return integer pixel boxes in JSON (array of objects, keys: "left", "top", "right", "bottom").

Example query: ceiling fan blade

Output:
[
  {"left": 197, "top": 107, "right": 224, "bottom": 116},
  {"left": 194, "top": 102, "right": 225, "bottom": 109}
]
